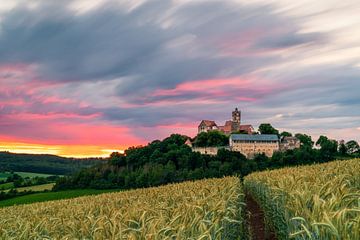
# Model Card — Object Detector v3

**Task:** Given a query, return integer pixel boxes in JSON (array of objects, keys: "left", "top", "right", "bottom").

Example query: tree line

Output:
[
  {"left": 54, "top": 124, "right": 360, "bottom": 191},
  {"left": 0, "top": 152, "right": 103, "bottom": 175}
]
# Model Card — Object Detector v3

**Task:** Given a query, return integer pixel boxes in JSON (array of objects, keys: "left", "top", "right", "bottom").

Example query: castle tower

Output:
[
  {"left": 232, "top": 108, "right": 241, "bottom": 124},
  {"left": 231, "top": 108, "right": 241, "bottom": 132}
]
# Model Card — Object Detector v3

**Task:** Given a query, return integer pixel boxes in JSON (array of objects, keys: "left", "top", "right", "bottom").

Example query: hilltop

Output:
[{"left": 0, "top": 152, "right": 104, "bottom": 175}]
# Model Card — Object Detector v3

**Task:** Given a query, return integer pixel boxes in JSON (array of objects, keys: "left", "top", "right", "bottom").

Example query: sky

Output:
[{"left": 0, "top": 0, "right": 359, "bottom": 157}]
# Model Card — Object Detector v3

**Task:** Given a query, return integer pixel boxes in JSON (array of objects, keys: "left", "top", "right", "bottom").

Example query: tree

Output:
[
  {"left": 253, "top": 153, "right": 269, "bottom": 171},
  {"left": 295, "top": 133, "right": 314, "bottom": 148},
  {"left": 280, "top": 131, "right": 292, "bottom": 137},
  {"left": 109, "top": 152, "right": 126, "bottom": 167},
  {"left": 207, "top": 131, "right": 228, "bottom": 146},
  {"left": 193, "top": 132, "right": 208, "bottom": 147},
  {"left": 316, "top": 136, "right": 338, "bottom": 161},
  {"left": 258, "top": 123, "right": 279, "bottom": 135},
  {"left": 345, "top": 140, "right": 360, "bottom": 155},
  {"left": 193, "top": 131, "right": 228, "bottom": 147},
  {"left": 316, "top": 136, "right": 329, "bottom": 147},
  {"left": 338, "top": 143, "right": 347, "bottom": 155}
]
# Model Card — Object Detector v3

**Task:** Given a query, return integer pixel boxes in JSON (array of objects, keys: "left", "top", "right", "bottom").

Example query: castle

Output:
[
  {"left": 198, "top": 108, "right": 254, "bottom": 135},
  {"left": 191, "top": 108, "right": 300, "bottom": 158}
]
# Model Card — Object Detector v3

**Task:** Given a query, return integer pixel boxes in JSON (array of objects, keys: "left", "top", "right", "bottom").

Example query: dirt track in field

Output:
[{"left": 245, "top": 193, "right": 277, "bottom": 240}]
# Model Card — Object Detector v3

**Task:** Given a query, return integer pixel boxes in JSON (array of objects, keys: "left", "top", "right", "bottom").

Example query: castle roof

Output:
[
  {"left": 230, "top": 134, "right": 278, "bottom": 141},
  {"left": 199, "top": 120, "right": 217, "bottom": 127},
  {"left": 224, "top": 121, "right": 232, "bottom": 126},
  {"left": 239, "top": 125, "right": 253, "bottom": 131}
]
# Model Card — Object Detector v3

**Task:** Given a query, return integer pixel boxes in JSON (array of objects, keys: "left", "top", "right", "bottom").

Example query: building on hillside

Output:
[
  {"left": 279, "top": 136, "right": 301, "bottom": 151},
  {"left": 193, "top": 108, "right": 301, "bottom": 158},
  {"left": 229, "top": 134, "right": 279, "bottom": 158},
  {"left": 198, "top": 120, "right": 218, "bottom": 133},
  {"left": 198, "top": 108, "right": 254, "bottom": 135}
]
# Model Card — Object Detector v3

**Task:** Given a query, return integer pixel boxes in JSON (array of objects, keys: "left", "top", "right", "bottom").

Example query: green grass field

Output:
[
  {"left": 0, "top": 171, "right": 59, "bottom": 181},
  {"left": 4, "top": 183, "right": 55, "bottom": 193},
  {"left": 0, "top": 171, "right": 61, "bottom": 192},
  {"left": 0, "top": 189, "right": 120, "bottom": 208},
  {"left": 0, "top": 182, "right": 14, "bottom": 190},
  {"left": 0, "top": 172, "right": 12, "bottom": 181}
]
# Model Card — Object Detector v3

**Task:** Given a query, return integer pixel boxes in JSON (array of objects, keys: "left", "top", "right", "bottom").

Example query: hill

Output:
[{"left": 0, "top": 152, "right": 103, "bottom": 175}]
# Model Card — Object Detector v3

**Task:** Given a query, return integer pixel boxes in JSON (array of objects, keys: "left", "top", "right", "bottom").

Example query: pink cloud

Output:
[
  {"left": 145, "top": 77, "right": 279, "bottom": 105},
  {"left": 0, "top": 117, "right": 144, "bottom": 148}
]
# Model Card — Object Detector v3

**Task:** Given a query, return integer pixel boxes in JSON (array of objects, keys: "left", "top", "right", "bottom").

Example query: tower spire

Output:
[{"left": 232, "top": 108, "right": 241, "bottom": 124}]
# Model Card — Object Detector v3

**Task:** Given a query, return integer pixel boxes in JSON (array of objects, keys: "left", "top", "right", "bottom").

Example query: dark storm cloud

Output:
[
  {"left": 0, "top": 0, "right": 172, "bottom": 82},
  {"left": 0, "top": 0, "right": 323, "bottom": 101}
]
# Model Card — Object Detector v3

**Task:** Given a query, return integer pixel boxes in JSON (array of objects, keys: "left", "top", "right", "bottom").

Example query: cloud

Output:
[
  {"left": 0, "top": 0, "right": 323, "bottom": 94},
  {"left": 0, "top": 0, "right": 360, "bottom": 154}
]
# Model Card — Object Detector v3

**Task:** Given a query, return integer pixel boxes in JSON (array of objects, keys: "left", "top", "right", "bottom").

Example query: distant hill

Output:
[{"left": 0, "top": 152, "right": 104, "bottom": 175}]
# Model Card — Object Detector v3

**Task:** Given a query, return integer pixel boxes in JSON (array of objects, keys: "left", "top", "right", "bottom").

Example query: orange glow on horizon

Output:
[{"left": 0, "top": 141, "right": 125, "bottom": 158}]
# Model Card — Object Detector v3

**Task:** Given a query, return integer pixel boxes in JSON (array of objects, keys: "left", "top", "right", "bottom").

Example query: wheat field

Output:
[
  {"left": 0, "top": 177, "right": 245, "bottom": 240},
  {"left": 244, "top": 158, "right": 360, "bottom": 240}
]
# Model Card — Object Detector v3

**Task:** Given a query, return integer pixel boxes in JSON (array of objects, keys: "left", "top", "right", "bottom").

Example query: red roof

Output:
[
  {"left": 239, "top": 124, "right": 254, "bottom": 133},
  {"left": 199, "top": 120, "right": 217, "bottom": 127},
  {"left": 220, "top": 122, "right": 232, "bottom": 133},
  {"left": 224, "top": 121, "right": 232, "bottom": 127}
]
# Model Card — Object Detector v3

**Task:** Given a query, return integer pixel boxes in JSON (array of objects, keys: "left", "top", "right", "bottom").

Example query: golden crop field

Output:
[
  {"left": 0, "top": 177, "right": 245, "bottom": 240},
  {"left": 244, "top": 158, "right": 360, "bottom": 240}
]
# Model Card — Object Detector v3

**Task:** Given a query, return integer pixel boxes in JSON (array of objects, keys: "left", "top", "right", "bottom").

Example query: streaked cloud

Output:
[{"left": 0, "top": 0, "right": 359, "bottom": 156}]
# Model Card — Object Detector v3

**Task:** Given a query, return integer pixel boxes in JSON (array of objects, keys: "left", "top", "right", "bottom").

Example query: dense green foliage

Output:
[
  {"left": 54, "top": 133, "right": 360, "bottom": 191},
  {"left": 192, "top": 131, "right": 229, "bottom": 147},
  {"left": 258, "top": 123, "right": 279, "bottom": 135},
  {"left": 294, "top": 133, "right": 314, "bottom": 148},
  {"left": 54, "top": 134, "right": 255, "bottom": 191},
  {"left": 280, "top": 131, "right": 292, "bottom": 137},
  {"left": 0, "top": 152, "right": 103, "bottom": 175},
  {"left": 0, "top": 189, "right": 119, "bottom": 208}
]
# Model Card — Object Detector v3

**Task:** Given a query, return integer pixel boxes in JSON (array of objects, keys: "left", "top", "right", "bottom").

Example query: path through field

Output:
[{"left": 245, "top": 193, "right": 276, "bottom": 240}]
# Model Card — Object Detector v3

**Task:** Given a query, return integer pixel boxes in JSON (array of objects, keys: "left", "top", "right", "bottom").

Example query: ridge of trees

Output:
[
  {"left": 0, "top": 152, "right": 103, "bottom": 175},
  {"left": 54, "top": 129, "right": 360, "bottom": 191}
]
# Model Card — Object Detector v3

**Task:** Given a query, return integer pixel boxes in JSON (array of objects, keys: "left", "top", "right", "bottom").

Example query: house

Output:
[
  {"left": 198, "top": 120, "right": 218, "bottom": 133},
  {"left": 229, "top": 134, "right": 279, "bottom": 158},
  {"left": 279, "top": 136, "right": 301, "bottom": 151},
  {"left": 198, "top": 108, "right": 254, "bottom": 135}
]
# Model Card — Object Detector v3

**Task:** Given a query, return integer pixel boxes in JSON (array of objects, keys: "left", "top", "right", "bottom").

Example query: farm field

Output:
[
  {"left": 0, "top": 171, "right": 61, "bottom": 191},
  {"left": 244, "top": 158, "right": 360, "bottom": 240},
  {"left": 0, "top": 172, "right": 11, "bottom": 181},
  {"left": 0, "top": 171, "right": 60, "bottom": 181},
  {"left": 0, "top": 177, "right": 245, "bottom": 239},
  {"left": 0, "top": 189, "right": 121, "bottom": 208},
  {"left": 3, "top": 183, "right": 55, "bottom": 193},
  {"left": 0, "top": 182, "right": 14, "bottom": 190}
]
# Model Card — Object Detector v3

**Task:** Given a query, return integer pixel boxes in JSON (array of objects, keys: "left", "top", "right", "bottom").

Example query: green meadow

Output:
[
  {"left": 0, "top": 171, "right": 59, "bottom": 181},
  {"left": 0, "top": 189, "right": 120, "bottom": 208},
  {"left": 3, "top": 183, "right": 55, "bottom": 193},
  {"left": 0, "top": 182, "right": 14, "bottom": 190}
]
